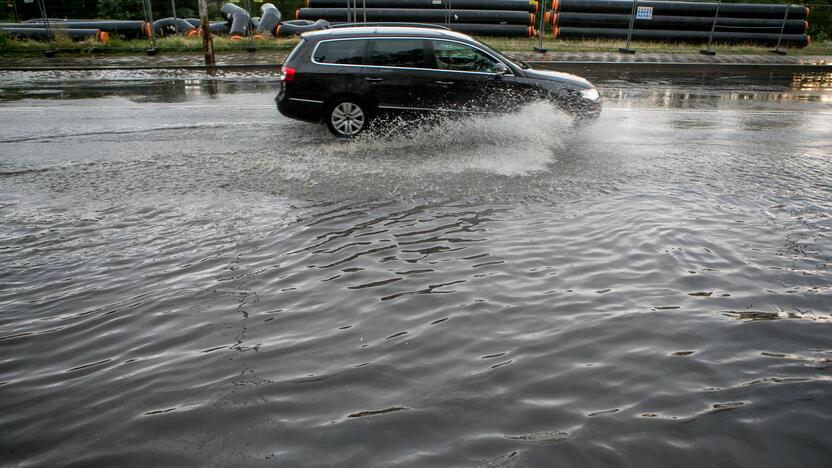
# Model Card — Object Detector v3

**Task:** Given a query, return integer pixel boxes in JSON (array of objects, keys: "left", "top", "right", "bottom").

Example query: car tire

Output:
[{"left": 325, "top": 99, "right": 369, "bottom": 138}]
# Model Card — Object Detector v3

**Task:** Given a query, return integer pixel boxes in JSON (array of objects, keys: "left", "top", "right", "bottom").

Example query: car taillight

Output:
[{"left": 280, "top": 66, "right": 296, "bottom": 82}]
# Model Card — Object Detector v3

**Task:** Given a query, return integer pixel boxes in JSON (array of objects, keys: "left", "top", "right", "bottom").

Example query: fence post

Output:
[
  {"left": 700, "top": 0, "right": 721, "bottom": 55},
  {"left": 619, "top": 0, "right": 638, "bottom": 54},
  {"left": 771, "top": 3, "right": 791, "bottom": 55},
  {"left": 198, "top": 0, "right": 215, "bottom": 66},
  {"left": 170, "top": 0, "right": 179, "bottom": 34},
  {"left": 35, "top": 0, "right": 56, "bottom": 56},
  {"left": 142, "top": 0, "right": 158, "bottom": 55},
  {"left": 363, "top": 0, "right": 366, "bottom": 23},
  {"left": 244, "top": 0, "right": 255, "bottom": 52},
  {"left": 534, "top": 0, "right": 547, "bottom": 52}
]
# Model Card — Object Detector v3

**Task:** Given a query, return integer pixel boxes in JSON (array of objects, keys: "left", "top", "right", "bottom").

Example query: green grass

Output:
[{"left": 0, "top": 33, "right": 830, "bottom": 56}]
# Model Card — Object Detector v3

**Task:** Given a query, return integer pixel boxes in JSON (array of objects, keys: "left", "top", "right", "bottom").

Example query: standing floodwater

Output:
[{"left": 0, "top": 69, "right": 830, "bottom": 467}]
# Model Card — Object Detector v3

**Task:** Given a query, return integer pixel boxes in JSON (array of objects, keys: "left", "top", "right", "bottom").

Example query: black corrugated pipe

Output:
[
  {"left": 307, "top": 0, "right": 538, "bottom": 12},
  {"left": 186, "top": 18, "right": 232, "bottom": 34},
  {"left": 14, "top": 20, "right": 150, "bottom": 38},
  {"left": 553, "top": 0, "right": 808, "bottom": 20},
  {"left": 258, "top": 3, "right": 282, "bottom": 35},
  {"left": 209, "top": 22, "right": 231, "bottom": 34},
  {"left": 221, "top": 2, "right": 252, "bottom": 37},
  {"left": 153, "top": 17, "right": 196, "bottom": 36},
  {"left": 549, "top": 12, "right": 807, "bottom": 34},
  {"left": 1, "top": 27, "right": 109, "bottom": 41},
  {"left": 445, "top": 23, "right": 535, "bottom": 36},
  {"left": 554, "top": 26, "right": 810, "bottom": 47},
  {"left": 276, "top": 19, "right": 331, "bottom": 36},
  {"left": 221, "top": 2, "right": 246, "bottom": 21},
  {"left": 298, "top": 8, "right": 534, "bottom": 25},
  {"left": 329, "top": 21, "right": 534, "bottom": 36}
]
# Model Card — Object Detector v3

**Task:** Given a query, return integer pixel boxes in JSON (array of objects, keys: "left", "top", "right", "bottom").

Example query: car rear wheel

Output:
[{"left": 326, "top": 99, "right": 368, "bottom": 137}]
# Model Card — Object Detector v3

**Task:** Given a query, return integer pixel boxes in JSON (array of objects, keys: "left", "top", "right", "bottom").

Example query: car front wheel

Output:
[{"left": 326, "top": 99, "right": 368, "bottom": 137}]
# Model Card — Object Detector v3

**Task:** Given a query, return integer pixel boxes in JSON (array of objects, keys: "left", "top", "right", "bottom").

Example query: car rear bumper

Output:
[{"left": 276, "top": 92, "right": 325, "bottom": 123}]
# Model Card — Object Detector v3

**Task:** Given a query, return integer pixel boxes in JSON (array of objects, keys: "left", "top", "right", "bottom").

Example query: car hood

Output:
[{"left": 521, "top": 68, "right": 594, "bottom": 89}]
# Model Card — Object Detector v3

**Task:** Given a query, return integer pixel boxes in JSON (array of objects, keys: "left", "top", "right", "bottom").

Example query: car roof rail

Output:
[{"left": 331, "top": 22, "right": 452, "bottom": 31}]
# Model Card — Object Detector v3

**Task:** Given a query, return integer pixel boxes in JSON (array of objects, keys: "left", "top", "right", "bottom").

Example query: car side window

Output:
[
  {"left": 432, "top": 41, "right": 500, "bottom": 73},
  {"left": 367, "top": 39, "right": 427, "bottom": 68},
  {"left": 314, "top": 39, "right": 367, "bottom": 65}
]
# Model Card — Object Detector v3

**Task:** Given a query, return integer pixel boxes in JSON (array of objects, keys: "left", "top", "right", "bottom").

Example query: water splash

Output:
[{"left": 307, "top": 101, "right": 574, "bottom": 177}]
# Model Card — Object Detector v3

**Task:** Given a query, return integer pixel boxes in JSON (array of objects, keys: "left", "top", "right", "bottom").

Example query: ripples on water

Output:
[{"left": 1, "top": 81, "right": 831, "bottom": 466}]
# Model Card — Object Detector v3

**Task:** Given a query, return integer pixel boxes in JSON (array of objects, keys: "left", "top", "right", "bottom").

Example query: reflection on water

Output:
[
  {"left": 792, "top": 71, "right": 832, "bottom": 90},
  {"left": 0, "top": 69, "right": 278, "bottom": 102},
  {"left": 599, "top": 72, "right": 832, "bottom": 109}
]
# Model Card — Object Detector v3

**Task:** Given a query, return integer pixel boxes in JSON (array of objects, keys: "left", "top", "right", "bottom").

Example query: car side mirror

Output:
[{"left": 494, "top": 62, "right": 509, "bottom": 76}]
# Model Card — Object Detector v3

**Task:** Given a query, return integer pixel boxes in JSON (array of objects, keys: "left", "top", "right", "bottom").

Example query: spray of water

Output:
[
  {"left": 309, "top": 101, "right": 575, "bottom": 177},
  {"left": 254, "top": 101, "right": 602, "bottom": 202}
]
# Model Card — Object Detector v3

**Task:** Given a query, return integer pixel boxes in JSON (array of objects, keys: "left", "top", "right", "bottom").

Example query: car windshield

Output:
[{"left": 471, "top": 37, "right": 529, "bottom": 69}]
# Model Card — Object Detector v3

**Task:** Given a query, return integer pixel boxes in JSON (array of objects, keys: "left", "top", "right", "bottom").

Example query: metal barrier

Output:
[{"left": 544, "top": 0, "right": 819, "bottom": 55}]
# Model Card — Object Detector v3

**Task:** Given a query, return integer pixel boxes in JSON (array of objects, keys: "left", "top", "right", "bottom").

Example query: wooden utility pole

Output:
[{"left": 198, "top": 0, "right": 216, "bottom": 66}]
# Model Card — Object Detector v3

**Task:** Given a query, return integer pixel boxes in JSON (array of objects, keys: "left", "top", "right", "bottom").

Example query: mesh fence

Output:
[
  {"left": 534, "top": 0, "right": 829, "bottom": 51},
  {"left": 0, "top": 0, "right": 829, "bottom": 54}
]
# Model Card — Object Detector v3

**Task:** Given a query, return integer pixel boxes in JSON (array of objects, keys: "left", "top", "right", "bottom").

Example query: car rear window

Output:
[
  {"left": 313, "top": 39, "right": 368, "bottom": 65},
  {"left": 284, "top": 38, "right": 305, "bottom": 65},
  {"left": 367, "top": 39, "right": 427, "bottom": 69}
]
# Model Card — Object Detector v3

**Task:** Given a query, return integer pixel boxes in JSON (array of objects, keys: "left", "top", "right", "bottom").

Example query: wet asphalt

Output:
[{"left": 1, "top": 66, "right": 831, "bottom": 467}]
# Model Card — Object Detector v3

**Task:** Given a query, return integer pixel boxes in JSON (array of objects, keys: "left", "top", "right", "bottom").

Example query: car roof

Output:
[{"left": 302, "top": 26, "right": 476, "bottom": 42}]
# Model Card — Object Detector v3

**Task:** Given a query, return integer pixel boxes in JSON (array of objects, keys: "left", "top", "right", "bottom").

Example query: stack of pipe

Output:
[
  {"left": 208, "top": 3, "right": 311, "bottom": 38},
  {"left": 185, "top": 18, "right": 231, "bottom": 35},
  {"left": 0, "top": 19, "right": 155, "bottom": 41},
  {"left": 0, "top": 25, "right": 111, "bottom": 42},
  {"left": 297, "top": 0, "right": 539, "bottom": 37},
  {"left": 221, "top": 3, "right": 253, "bottom": 39},
  {"left": 152, "top": 17, "right": 196, "bottom": 37},
  {"left": 277, "top": 19, "right": 333, "bottom": 36},
  {"left": 258, "top": 3, "right": 283, "bottom": 35},
  {"left": 543, "top": 0, "right": 810, "bottom": 47}
]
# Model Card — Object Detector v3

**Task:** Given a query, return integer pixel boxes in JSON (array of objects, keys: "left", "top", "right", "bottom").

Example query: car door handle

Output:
[
  {"left": 434, "top": 80, "right": 455, "bottom": 85},
  {"left": 364, "top": 77, "right": 384, "bottom": 82}
]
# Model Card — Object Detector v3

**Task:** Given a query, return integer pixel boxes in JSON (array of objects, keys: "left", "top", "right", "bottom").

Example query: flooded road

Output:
[{"left": 1, "top": 69, "right": 831, "bottom": 467}]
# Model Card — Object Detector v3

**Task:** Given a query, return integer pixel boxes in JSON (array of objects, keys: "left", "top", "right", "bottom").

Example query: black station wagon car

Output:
[{"left": 276, "top": 25, "right": 601, "bottom": 137}]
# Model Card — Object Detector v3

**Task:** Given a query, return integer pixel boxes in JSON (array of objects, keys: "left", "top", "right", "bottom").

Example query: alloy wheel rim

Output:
[{"left": 331, "top": 102, "right": 365, "bottom": 136}]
